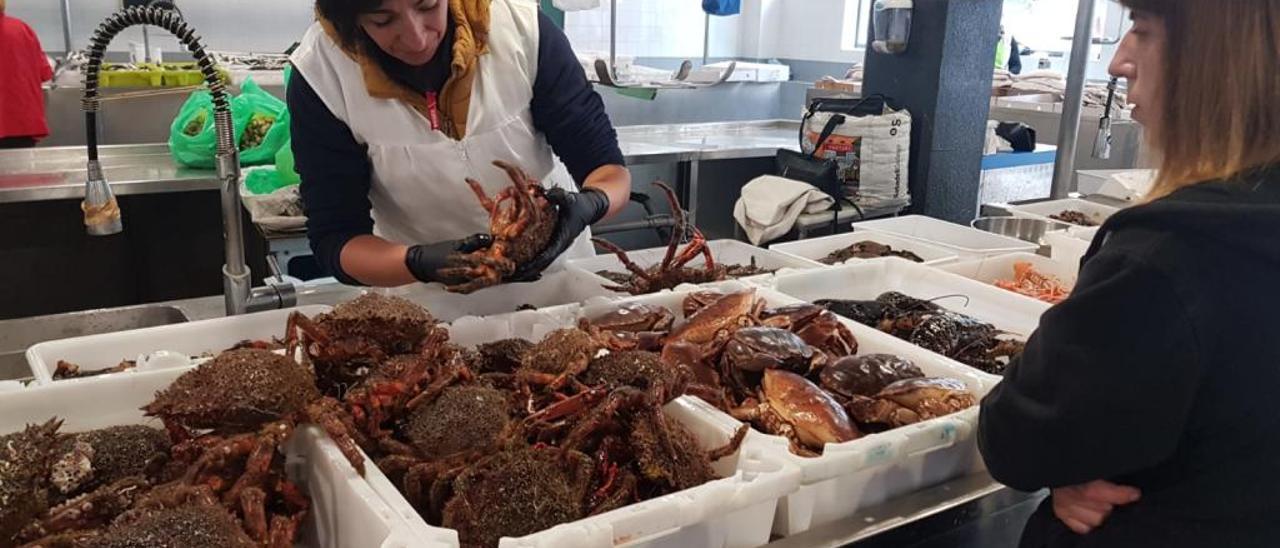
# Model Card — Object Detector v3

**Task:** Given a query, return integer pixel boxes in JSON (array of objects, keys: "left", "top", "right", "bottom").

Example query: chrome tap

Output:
[{"left": 80, "top": 6, "right": 295, "bottom": 315}]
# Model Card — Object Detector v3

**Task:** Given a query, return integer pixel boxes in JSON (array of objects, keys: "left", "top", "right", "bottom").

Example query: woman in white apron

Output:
[{"left": 288, "top": 0, "right": 630, "bottom": 287}]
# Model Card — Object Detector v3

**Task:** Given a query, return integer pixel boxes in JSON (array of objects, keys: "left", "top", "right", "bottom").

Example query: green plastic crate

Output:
[{"left": 100, "top": 64, "right": 163, "bottom": 88}]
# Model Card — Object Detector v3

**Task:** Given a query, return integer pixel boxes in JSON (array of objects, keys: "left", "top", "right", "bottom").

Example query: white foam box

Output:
[
  {"left": 385, "top": 269, "right": 621, "bottom": 323},
  {"left": 769, "top": 232, "right": 959, "bottom": 267},
  {"left": 567, "top": 239, "right": 824, "bottom": 294},
  {"left": 939, "top": 252, "right": 1079, "bottom": 301},
  {"left": 575, "top": 285, "right": 1000, "bottom": 536},
  {"left": 24, "top": 305, "right": 331, "bottom": 386},
  {"left": 0, "top": 369, "right": 431, "bottom": 548},
  {"left": 766, "top": 258, "right": 1050, "bottom": 340},
  {"left": 851, "top": 215, "right": 1039, "bottom": 258},
  {"left": 1004, "top": 197, "right": 1121, "bottom": 228}
]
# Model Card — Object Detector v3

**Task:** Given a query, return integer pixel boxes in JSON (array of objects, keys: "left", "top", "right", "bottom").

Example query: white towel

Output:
[
  {"left": 553, "top": 0, "right": 601, "bottom": 11},
  {"left": 733, "top": 175, "right": 835, "bottom": 246}
]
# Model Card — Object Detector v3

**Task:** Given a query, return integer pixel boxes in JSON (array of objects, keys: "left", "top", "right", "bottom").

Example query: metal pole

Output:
[
  {"left": 1051, "top": 0, "right": 1098, "bottom": 198},
  {"left": 609, "top": 0, "right": 617, "bottom": 80},
  {"left": 703, "top": 13, "right": 710, "bottom": 65},
  {"left": 59, "top": 0, "right": 74, "bottom": 54}
]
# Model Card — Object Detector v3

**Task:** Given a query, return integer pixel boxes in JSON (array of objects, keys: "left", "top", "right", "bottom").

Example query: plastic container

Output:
[
  {"left": 767, "top": 258, "right": 1050, "bottom": 339},
  {"left": 100, "top": 65, "right": 163, "bottom": 88},
  {"left": 575, "top": 285, "right": 1000, "bottom": 536},
  {"left": 361, "top": 309, "right": 802, "bottom": 548},
  {"left": 25, "top": 305, "right": 330, "bottom": 385},
  {"left": 384, "top": 269, "right": 620, "bottom": 323},
  {"left": 1004, "top": 198, "right": 1120, "bottom": 228},
  {"left": 0, "top": 369, "right": 428, "bottom": 548},
  {"left": 940, "top": 252, "right": 1078, "bottom": 303},
  {"left": 769, "top": 232, "right": 959, "bottom": 267},
  {"left": 851, "top": 215, "right": 1038, "bottom": 258},
  {"left": 567, "top": 239, "right": 824, "bottom": 294},
  {"left": 1045, "top": 230, "right": 1093, "bottom": 271}
]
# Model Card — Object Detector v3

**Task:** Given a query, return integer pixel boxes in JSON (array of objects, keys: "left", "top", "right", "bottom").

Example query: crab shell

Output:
[
  {"left": 761, "top": 369, "right": 860, "bottom": 449},
  {"left": 668, "top": 290, "right": 763, "bottom": 345},
  {"left": 0, "top": 419, "right": 61, "bottom": 544},
  {"left": 722, "top": 327, "right": 823, "bottom": 375},
  {"left": 877, "top": 377, "right": 977, "bottom": 417},
  {"left": 143, "top": 349, "right": 320, "bottom": 431},
  {"left": 588, "top": 303, "right": 676, "bottom": 334},
  {"left": 322, "top": 293, "right": 438, "bottom": 353},
  {"left": 819, "top": 354, "right": 924, "bottom": 399}
]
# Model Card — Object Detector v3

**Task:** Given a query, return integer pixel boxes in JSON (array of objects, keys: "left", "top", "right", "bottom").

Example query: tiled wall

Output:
[{"left": 562, "top": 0, "right": 745, "bottom": 59}]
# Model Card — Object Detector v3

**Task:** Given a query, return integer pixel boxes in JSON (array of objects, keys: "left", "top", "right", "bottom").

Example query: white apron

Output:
[{"left": 291, "top": 0, "right": 594, "bottom": 272}]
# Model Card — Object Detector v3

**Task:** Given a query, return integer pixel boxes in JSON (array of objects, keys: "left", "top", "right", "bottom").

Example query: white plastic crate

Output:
[
  {"left": 384, "top": 269, "right": 620, "bottom": 322},
  {"left": 1004, "top": 198, "right": 1120, "bottom": 228},
  {"left": 24, "top": 305, "right": 331, "bottom": 386},
  {"left": 767, "top": 258, "right": 1050, "bottom": 339},
  {"left": 574, "top": 285, "right": 1000, "bottom": 536},
  {"left": 366, "top": 310, "right": 803, "bottom": 548},
  {"left": 769, "top": 232, "right": 959, "bottom": 267},
  {"left": 1045, "top": 230, "right": 1093, "bottom": 270},
  {"left": 0, "top": 369, "right": 429, "bottom": 548},
  {"left": 567, "top": 239, "right": 823, "bottom": 294},
  {"left": 851, "top": 215, "right": 1038, "bottom": 258},
  {"left": 940, "top": 252, "right": 1078, "bottom": 303}
]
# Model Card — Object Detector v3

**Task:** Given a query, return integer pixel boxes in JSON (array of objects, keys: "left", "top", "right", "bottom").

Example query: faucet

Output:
[{"left": 79, "top": 6, "right": 295, "bottom": 316}]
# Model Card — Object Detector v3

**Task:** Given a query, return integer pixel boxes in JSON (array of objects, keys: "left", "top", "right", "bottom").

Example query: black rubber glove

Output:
[
  {"left": 510, "top": 187, "right": 610, "bottom": 282},
  {"left": 404, "top": 234, "right": 492, "bottom": 284}
]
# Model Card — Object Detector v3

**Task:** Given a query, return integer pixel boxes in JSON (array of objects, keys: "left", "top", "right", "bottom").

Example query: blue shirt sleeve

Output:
[
  {"left": 531, "top": 12, "right": 626, "bottom": 184},
  {"left": 286, "top": 69, "right": 372, "bottom": 285}
]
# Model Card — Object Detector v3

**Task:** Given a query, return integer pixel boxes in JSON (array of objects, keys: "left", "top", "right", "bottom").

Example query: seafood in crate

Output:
[
  {"left": 581, "top": 288, "right": 982, "bottom": 457},
  {"left": 819, "top": 240, "right": 925, "bottom": 264},
  {"left": 994, "top": 261, "right": 1073, "bottom": 304},
  {"left": 0, "top": 352, "right": 399, "bottom": 548},
  {"left": 577, "top": 284, "right": 998, "bottom": 535},
  {"left": 816, "top": 291, "right": 1026, "bottom": 375},
  {"left": 586, "top": 183, "right": 801, "bottom": 295}
]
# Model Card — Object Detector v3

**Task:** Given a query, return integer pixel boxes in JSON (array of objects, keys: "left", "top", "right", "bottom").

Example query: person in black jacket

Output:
[{"left": 978, "top": 1, "right": 1280, "bottom": 547}]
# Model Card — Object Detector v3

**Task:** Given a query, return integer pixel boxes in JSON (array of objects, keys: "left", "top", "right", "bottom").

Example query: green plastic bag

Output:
[
  {"left": 244, "top": 167, "right": 286, "bottom": 195},
  {"left": 235, "top": 78, "right": 289, "bottom": 166},
  {"left": 168, "top": 90, "right": 250, "bottom": 168},
  {"left": 275, "top": 137, "right": 301, "bottom": 187}
]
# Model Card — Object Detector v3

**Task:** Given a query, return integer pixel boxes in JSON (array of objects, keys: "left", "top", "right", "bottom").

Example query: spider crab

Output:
[
  {"left": 592, "top": 182, "right": 726, "bottom": 295},
  {"left": 440, "top": 160, "right": 559, "bottom": 294},
  {"left": 141, "top": 349, "right": 363, "bottom": 546}
]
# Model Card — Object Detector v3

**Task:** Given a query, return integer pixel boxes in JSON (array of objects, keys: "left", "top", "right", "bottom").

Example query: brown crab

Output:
[
  {"left": 667, "top": 289, "right": 766, "bottom": 346},
  {"left": 715, "top": 326, "right": 826, "bottom": 404},
  {"left": 585, "top": 303, "right": 675, "bottom": 351},
  {"left": 439, "top": 160, "right": 559, "bottom": 294},
  {"left": 592, "top": 182, "right": 727, "bottom": 295},
  {"left": 16, "top": 476, "right": 151, "bottom": 544},
  {"left": 730, "top": 369, "right": 861, "bottom": 457},
  {"left": 286, "top": 293, "right": 449, "bottom": 398},
  {"left": 442, "top": 445, "right": 600, "bottom": 548},
  {"left": 819, "top": 354, "right": 924, "bottom": 400},
  {"left": 761, "top": 303, "right": 859, "bottom": 360},
  {"left": 847, "top": 377, "right": 977, "bottom": 429}
]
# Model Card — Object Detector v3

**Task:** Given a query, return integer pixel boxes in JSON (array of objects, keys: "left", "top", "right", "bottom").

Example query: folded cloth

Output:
[
  {"left": 733, "top": 175, "right": 835, "bottom": 245},
  {"left": 553, "top": 0, "right": 601, "bottom": 11}
]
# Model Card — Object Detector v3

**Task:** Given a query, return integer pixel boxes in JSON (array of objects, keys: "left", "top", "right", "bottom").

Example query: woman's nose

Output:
[
  {"left": 1109, "top": 33, "right": 1138, "bottom": 80},
  {"left": 399, "top": 16, "right": 431, "bottom": 50}
]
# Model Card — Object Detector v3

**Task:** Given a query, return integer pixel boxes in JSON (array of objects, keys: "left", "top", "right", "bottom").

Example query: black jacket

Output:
[{"left": 978, "top": 168, "right": 1280, "bottom": 548}]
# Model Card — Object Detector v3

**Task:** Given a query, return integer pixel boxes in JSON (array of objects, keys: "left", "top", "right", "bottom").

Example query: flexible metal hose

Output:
[{"left": 81, "top": 6, "right": 233, "bottom": 159}]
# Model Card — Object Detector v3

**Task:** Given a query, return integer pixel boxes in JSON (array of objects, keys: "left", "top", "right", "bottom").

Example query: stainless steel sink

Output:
[{"left": 0, "top": 305, "right": 190, "bottom": 382}]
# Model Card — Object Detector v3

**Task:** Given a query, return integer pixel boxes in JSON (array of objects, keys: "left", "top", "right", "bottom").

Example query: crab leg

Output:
[
  {"left": 706, "top": 425, "right": 749, "bottom": 462},
  {"left": 592, "top": 237, "right": 657, "bottom": 283},
  {"left": 464, "top": 179, "right": 500, "bottom": 215},
  {"left": 651, "top": 181, "right": 686, "bottom": 271}
]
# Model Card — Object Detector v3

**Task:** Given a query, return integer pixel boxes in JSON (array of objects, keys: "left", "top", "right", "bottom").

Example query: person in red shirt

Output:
[{"left": 0, "top": 0, "right": 54, "bottom": 148}]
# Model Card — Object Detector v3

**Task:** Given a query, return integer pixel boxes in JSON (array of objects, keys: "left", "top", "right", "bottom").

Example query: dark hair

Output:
[{"left": 315, "top": 0, "right": 385, "bottom": 54}]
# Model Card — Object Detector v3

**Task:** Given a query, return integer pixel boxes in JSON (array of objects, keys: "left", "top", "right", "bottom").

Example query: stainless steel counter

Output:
[{"left": 0, "top": 120, "right": 802, "bottom": 205}]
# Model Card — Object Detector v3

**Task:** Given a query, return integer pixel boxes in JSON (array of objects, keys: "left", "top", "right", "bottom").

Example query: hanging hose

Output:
[{"left": 81, "top": 6, "right": 233, "bottom": 160}]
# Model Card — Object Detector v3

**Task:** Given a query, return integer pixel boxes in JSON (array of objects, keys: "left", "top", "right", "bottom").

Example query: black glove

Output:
[
  {"left": 510, "top": 187, "right": 610, "bottom": 282},
  {"left": 404, "top": 234, "right": 492, "bottom": 284}
]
